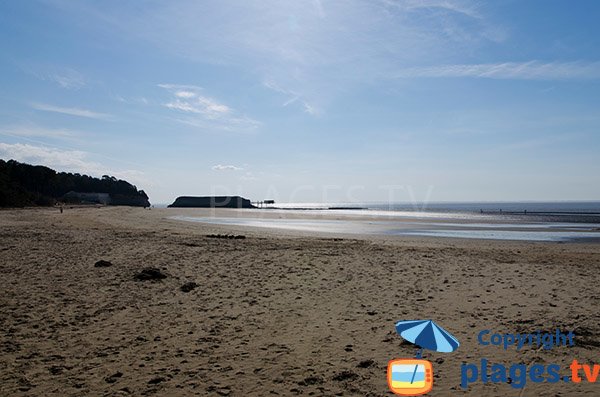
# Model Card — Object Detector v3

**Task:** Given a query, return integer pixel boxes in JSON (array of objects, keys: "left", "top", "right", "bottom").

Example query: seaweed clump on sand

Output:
[
  {"left": 94, "top": 260, "right": 113, "bottom": 268},
  {"left": 134, "top": 268, "right": 167, "bottom": 281},
  {"left": 206, "top": 234, "right": 246, "bottom": 239},
  {"left": 180, "top": 282, "right": 198, "bottom": 292}
]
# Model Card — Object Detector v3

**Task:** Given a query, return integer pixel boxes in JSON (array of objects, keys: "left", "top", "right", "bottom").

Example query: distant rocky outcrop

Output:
[{"left": 168, "top": 196, "right": 255, "bottom": 208}]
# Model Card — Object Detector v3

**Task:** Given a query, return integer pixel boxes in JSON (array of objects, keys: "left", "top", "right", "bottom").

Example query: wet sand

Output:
[
  {"left": 169, "top": 211, "right": 600, "bottom": 242},
  {"left": 1, "top": 206, "right": 599, "bottom": 396}
]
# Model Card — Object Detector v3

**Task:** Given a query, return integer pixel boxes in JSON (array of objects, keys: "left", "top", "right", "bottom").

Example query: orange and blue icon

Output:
[{"left": 387, "top": 359, "right": 433, "bottom": 396}]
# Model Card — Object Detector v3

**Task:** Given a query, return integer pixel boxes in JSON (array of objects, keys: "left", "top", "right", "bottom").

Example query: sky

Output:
[{"left": 0, "top": 0, "right": 599, "bottom": 204}]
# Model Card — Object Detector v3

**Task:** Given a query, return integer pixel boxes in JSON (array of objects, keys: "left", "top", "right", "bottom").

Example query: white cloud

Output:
[
  {"left": 49, "top": 69, "right": 86, "bottom": 89},
  {"left": 262, "top": 79, "right": 319, "bottom": 115},
  {"left": 174, "top": 116, "right": 261, "bottom": 133},
  {"left": 0, "top": 142, "right": 149, "bottom": 187},
  {"left": 159, "top": 84, "right": 260, "bottom": 131},
  {"left": 380, "top": 0, "right": 482, "bottom": 19},
  {"left": 262, "top": 79, "right": 289, "bottom": 96},
  {"left": 394, "top": 61, "right": 600, "bottom": 80},
  {"left": 0, "top": 124, "right": 79, "bottom": 139},
  {"left": 113, "top": 95, "right": 150, "bottom": 105},
  {"left": 26, "top": 65, "right": 86, "bottom": 90},
  {"left": 160, "top": 84, "right": 229, "bottom": 118},
  {"left": 175, "top": 90, "right": 196, "bottom": 98},
  {"left": 303, "top": 102, "right": 319, "bottom": 115},
  {"left": 53, "top": 1, "right": 507, "bottom": 114},
  {"left": 165, "top": 97, "right": 230, "bottom": 119},
  {"left": 30, "top": 102, "right": 111, "bottom": 119},
  {"left": 0, "top": 142, "right": 91, "bottom": 170},
  {"left": 109, "top": 169, "right": 153, "bottom": 188},
  {"left": 157, "top": 83, "right": 202, "bottom": 91},
  {"left": 212, "top": 164, "right": 243, "bottom": 171}
]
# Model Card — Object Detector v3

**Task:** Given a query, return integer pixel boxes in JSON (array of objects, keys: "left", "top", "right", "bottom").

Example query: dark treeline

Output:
[{"left": 0, "top": 159, "right": 149, "bottom": 207}]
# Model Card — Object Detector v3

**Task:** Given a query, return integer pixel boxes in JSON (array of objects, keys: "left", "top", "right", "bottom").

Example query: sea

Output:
[
  {"left": 167, "top": 201, "right": 600, "bottom": 242},
  {"left": 271, "top": 201, "right": 600, "bottom": 222}
]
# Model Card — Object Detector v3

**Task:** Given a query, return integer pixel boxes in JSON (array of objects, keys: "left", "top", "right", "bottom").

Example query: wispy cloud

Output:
[
  {"left": 157, "top": 83, "right": 200, "bottom": 91},
  {"left": 165, "top": 97, "right": 230, "bottom": 119},
  {"left": 262, "top": 79, "right": 320, "bottom": 115},
  {"left": 0, "top": 142, "right": 90, "bottom": 170},
  {"left": 159, "top": 84, "right": 260, "bottom": 131},
  {"left": 375, "top": 0, "right": 508, "bottom": 43},
  {"left": 0, "top": 142, "right": 149, "bottom": 186},
  {"left": 30, "top": 102, "right": 111, "bottom": 119},
  {"left": 212, "top": 164, "right": 243, "bottom": 171},
  {"left": 114, "top": 95, "right": 149, "bottom": 105},
  {"left": 159, "top": 84, "right": 230, "bottom": 118},
  {"left": 378, "top": 0, "right": 482, "bottom": 19},
  {"left": 174, "top": 116, "right": 261, "bottom": 133},
  {"left": 53, "top": 1, "right": 507, "bottom": 114},
  {"left": 0, "top": 124, "right": 79, "bottom": 139},
  {"left": 302, "top": 103, "right": 319, "bottom": 116},
  {"left": 48, "top": 68, "right": 86, "bottom": 89},
  {"left": 394, "top": 61, "right": 600, "bottom": 80},
  {"left": 175, "top": 91, "right": 196, "bottom": 99},
  {"left": 25, "top": 65, "right": 86, "bottom": 90}
]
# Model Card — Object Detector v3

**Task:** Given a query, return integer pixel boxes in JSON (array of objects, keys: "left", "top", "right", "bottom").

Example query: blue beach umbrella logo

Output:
[
  {"left": 387, "top": 320, "right": 459, "bottom": 396},
  {"left": 395, "top": 319, "right": 460, "bottom": 355}
]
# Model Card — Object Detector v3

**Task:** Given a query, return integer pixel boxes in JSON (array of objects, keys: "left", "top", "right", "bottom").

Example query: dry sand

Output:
[{"left": 1, "top": 206, "right": 599, "bottom": 396}]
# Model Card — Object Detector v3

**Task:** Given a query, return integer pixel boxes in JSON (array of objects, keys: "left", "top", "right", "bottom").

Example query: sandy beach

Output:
[{"left": 1, "top": 206, "right": 600, "bottom": 396}]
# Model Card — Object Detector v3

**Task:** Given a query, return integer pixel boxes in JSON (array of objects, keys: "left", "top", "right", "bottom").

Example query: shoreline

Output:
[
  {"left": 7, "top": 205, "right": 600, "bottom": 242},
  {"left": 163, "top": 207, "right": 600, "bottom": 243},
  {"left": 1, "top": 207, "right": 600, "bottom": 396}
]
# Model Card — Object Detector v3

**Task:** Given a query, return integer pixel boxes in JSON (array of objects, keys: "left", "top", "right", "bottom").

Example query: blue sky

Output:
[{"left": 1, "top": 0, "right": 599, "bottom": 204}]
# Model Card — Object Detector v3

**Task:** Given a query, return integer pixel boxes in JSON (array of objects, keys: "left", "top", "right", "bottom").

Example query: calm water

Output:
[
  {"left": 271, "top": 201, "right": 600, "bottom": 223},
  {"left": 169, "top": 201, "right": 600, "bottom": 242}
]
